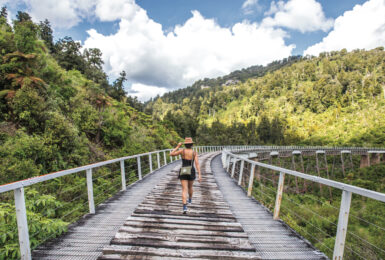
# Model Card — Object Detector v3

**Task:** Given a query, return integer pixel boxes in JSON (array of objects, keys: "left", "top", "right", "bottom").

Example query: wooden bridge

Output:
[
  {"left": 1, "top": 146, "right": 385, "bottom": 260},
  {"left": 30, "top": 152, "right": 326, "bottom": 259}
]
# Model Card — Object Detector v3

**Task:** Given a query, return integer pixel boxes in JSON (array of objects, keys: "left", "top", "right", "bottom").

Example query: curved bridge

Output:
[{"left": 1, "top": 146, "right": 384, "bottom": 259}]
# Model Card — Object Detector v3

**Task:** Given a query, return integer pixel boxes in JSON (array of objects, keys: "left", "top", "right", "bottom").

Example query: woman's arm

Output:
[
  {"left": 194, "top": 152, "right": 202, "bottom": 183},
  {"left": 170, "top": 142, "right": 183, "bottom": 156}
]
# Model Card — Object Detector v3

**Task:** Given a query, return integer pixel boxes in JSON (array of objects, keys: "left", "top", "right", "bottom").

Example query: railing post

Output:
[
  {"left": 163, "top": 151, "right": 167, "bottom": 165},
  {"left": 149, "top": 154, "right": 153, "bottom": 172},
  {"left": 157, "top": 152, "right": 161, "bottom": 169},
  {"left": 227, "top": 157, "right": 232, "bottom": 172},
  {"left": 120, "top": 160, "right": 126, "bottom": 191},
  {"left": 137, "top": 156, "right": 142, "bottom": 180},
  {"left": 170, "top": 151, "right": 173, "bottom": 162},
  {"left": 273, "top": 172, "right": 285, "bottom": 220},
  {"left": 231, "top": 159, "right": 237, "bottom": 178},
  {"left": 333, "top": 190, "right": 352, "bottom": 260},
  {"left": 238, "top": 160, "right": 245, "bottom": 186},
  {"left": 247, "top": 164, "right": 256, "bottom": 197},
  {"left": 86, "top": 169, "right": 95, "bottom": 214},
  {"left": 14, "top": 187, "right": 31, "bottom": 260}
]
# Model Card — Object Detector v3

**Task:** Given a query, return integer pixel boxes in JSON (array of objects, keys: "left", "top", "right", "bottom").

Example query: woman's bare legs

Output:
[
  {"left": 180, "top": 180, "right": 188, "bottom": 204},
  {"left": 188, "top": 180, "right": 194, "bottom": 200}
]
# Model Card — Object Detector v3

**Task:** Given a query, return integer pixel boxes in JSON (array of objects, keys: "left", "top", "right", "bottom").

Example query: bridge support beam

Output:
[
  {"left": 333, "top": 190, "right": 352, "bottom": 260},
  {"left": 86, "top": 169, "right": 95, "bottom": 214},
  {"left": 14, "top": 187, "right": 31, "bottom": 260},
  {"left": 273, "top": 172, "right": 285, "bottom": 220},
  {"left": 360, "top": 154, "right": 370, "bottom": 168},
  {"left": 370, "top": 153, "right": 381, "bottom": 165},
  {"left": 120, "top": 160, "right": 126, "bottom": 191}
]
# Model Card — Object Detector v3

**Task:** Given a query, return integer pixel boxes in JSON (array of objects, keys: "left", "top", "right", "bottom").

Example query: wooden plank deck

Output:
[
  {"left": 98, "top": 153, "right": 260, "bottom": 259},
  {"left": 32, "top": 152, "right": 329, "bottom": 259}
]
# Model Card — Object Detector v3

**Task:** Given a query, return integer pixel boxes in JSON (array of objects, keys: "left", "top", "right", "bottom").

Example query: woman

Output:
[{"left": 170, "top": 137, "right": 202, "bottom": 214}]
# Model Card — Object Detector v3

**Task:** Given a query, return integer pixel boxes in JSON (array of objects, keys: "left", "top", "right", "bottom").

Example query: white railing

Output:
[
  {"left": 1, "top": 145, "right": 384, "bottom": 259},
  {"left": 222, "top": 150, "right": 385, "bottom": 260},
  {"left": 0, "top": 146, "right": 225, "bottom": 260}
]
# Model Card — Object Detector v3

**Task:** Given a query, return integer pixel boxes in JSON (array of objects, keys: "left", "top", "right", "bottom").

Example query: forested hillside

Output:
[
  {"left": 0, "top": 11, "right": 180, "bottom": 258},
  {"left": 147, "top": 48, "right": 385, "bottom": 147},
  {"left": 0, "top": 10, "right": 179, "bottom": 185}
]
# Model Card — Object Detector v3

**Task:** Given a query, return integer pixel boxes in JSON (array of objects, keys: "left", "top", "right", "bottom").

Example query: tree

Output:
[
  {"left": 270, "top": 115, "right": 284, "bottom": 144},
  {"left": 54, "top": 36, "right": 85, "bottom": 72},
  {"left": 38, "top": 19, "right": 54, "bottom": 53},
  {"left": 0, "top": 6, "right": 7, "bottom": 19},
  {"left": 110, "top": 71, "right": 127, "bottom": 101},
  {"left": 13, "top": 16, "right": 38, "bottom": 54},
  {"left": 16, "top": 11, "right": 32, "bottom": 22},
  {"left": 83, "top": 48, "right": 109, "bottom": 86},
  {"left": 257, "top": 115, "right": 271, "bottom": 144},
  {"left": 0, "top": 51, "right": 45, "bottom": 101}
]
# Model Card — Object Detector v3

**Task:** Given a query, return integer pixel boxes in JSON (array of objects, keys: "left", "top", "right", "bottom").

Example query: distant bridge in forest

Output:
[{"left": 0, "top": 146, "right": 385, "bottom": 259}]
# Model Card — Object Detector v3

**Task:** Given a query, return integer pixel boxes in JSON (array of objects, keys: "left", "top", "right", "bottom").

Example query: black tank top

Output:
[{"left": 182, "top": 149, "right": 196, "bottom": 173}]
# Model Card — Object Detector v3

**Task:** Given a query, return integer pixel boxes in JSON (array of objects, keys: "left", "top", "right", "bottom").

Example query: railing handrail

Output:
[
  {"left": 0, "top": 148, "right": 174, "bottom": 194},
  {"left": 222, "top": 147, "right": 385, "bottom": 260},
  {"left": 223, "top": 150, "right": 385, "bottom": 202}
]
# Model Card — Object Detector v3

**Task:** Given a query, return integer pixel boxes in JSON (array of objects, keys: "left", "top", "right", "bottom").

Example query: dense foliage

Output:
[
  {"left": 0, "top": 10, "right": 178, "bottom": 259},
  {"left": 147, "top": 48, "right": 385, "bottom": 147}
]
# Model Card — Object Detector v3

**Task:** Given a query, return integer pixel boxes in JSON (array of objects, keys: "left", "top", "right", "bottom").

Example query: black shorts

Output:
[{"left": 178, "top": 169, "right": 196, "bottom": 181}]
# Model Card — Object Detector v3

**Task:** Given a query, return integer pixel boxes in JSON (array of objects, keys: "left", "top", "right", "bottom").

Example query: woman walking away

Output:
[{"left": 170, "top": 137, "right": 202, "bottom": 214}]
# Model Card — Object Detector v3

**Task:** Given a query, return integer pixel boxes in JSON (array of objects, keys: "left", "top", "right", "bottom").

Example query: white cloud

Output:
[
  {"left": 26, "top": 0, "right": 82, "bottom": 28},
  {"left": 95, "top": 0, "right": 139, "bottom": 21},
  {"left": 304, "top": 0, "right": 385, "bottom": 56},
  {"left": 84, "top": 8, "right": 294, "bottom": 101},
  {"left": 262, "top": 0, "right": 333, "bottom": 33},
  {"left": 242, "top": 0, "right": 260, "bottom": 15},
  {"left": 8, "top": 0, "right": 136, "bottom": 29},
  {"left": 128, "top": 83, "right": 168, "bottom": 102}
]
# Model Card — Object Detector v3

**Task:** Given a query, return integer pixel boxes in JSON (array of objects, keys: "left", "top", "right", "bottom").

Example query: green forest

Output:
[
  {"left": 0, "top": 9, "right": 178, "bottom": 259},
  {"left": 0, "top": 6, "right": 385, "bottom": 260},
  {"left": 146, "top": 47, "right": 385, "bottom": 147}
]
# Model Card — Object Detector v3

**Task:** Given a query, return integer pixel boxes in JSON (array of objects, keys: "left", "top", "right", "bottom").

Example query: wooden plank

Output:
[
  {"left": 126, "top": 216, "right": 242, "bottom": 227},
  {"left": 133, "top": 208, "right": 237, "bottom": 219},
  {"left": 130, "top": 213, "right": 238, "bottom": 223},
  {"left": 111, "top": 238, "right": 256, "bottom": 251},
  {"left": 113, "top": 232, "right": 250, "bottom": 244},
  {"left": 122, "top": 221, "right": 245, "bottom": 232},
  {"left": 117, "top": 226, "right": 250, "bottom": 238},
  {"left": 101, "top": 245, "right": 261, "bottom": 259}
]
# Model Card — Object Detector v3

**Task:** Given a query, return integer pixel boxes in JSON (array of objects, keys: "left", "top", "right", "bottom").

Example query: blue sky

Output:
[
  {"left": 51, "top": 0, "right": 367, "bottom": 54},
  {"left": 2, "top": 0, "right": 385, "bottom": 100}
]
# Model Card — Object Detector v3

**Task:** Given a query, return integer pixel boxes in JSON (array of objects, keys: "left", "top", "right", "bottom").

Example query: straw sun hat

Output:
[{"left": 184, "top": 137, "right": 194, "bottom": 144}]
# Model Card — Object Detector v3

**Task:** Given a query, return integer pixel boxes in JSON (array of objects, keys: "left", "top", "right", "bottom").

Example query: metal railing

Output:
[
  {"left": 222, "top": 149, "right": 385, "bottom": 260},
  {"left": 1, "top": 145, "right": 384, "bottom": 259},
  {"left": 0, "top": 146, "right": 226, "bottom": 260}
]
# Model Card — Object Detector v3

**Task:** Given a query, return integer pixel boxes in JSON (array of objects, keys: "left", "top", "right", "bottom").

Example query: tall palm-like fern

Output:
[{"left": 0, "top": 51, "right": 45, "bottom": 100}]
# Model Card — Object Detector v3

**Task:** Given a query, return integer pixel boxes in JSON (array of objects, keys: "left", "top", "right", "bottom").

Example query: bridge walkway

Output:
[
  {"left": 33, "top": 152, "right": 327, "bottom": 259},
  {"left": 211, "top": 155, "right": 327, "bottom": 259},
  {"left": 32, "top": 161, "right": 176, "bottom": 259}
]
